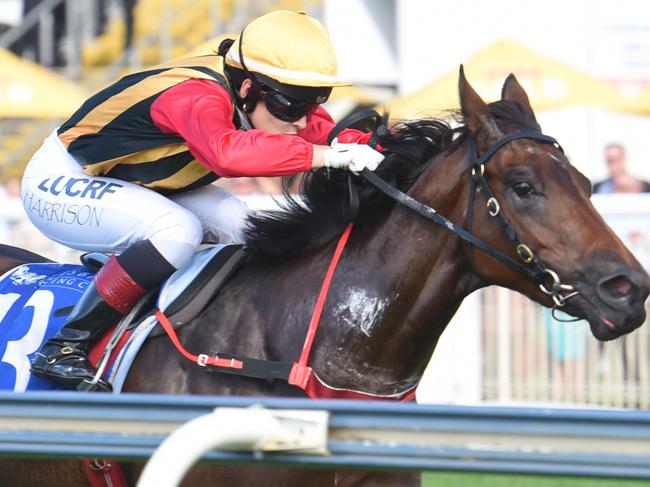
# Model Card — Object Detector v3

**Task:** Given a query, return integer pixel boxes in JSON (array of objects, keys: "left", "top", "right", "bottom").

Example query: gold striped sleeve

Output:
[
  {"left": 81, "top": 142, "right": 189, "bottom": 176},
  {"left": 59, "top": 67, "right": 219, "bottom": 149}
]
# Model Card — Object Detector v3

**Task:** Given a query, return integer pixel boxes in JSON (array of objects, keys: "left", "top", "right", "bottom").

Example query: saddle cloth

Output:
[
  {"left": 0, "top": 263, "right": 93, "bottom": 391},
  {"left": 0, "top": 244, "right": 245, "bottom": 392}
]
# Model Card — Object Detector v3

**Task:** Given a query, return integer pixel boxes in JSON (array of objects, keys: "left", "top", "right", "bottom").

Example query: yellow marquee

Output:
[
  {"left": 0, "top": 48, "right": 87, "bottom": 119},
  {"left": 383, "top": 40, "right": 631, "bottom": 120}
]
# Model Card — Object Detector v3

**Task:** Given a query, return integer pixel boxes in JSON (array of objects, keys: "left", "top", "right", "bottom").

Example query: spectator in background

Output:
[{"left": 592, "top": 143, "right": 650, "bottom": 194}]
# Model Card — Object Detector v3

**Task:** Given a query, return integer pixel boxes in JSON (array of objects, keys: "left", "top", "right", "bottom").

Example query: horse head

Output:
[{"left": 457, "top": 66, "right": 649, "bottom": 340}]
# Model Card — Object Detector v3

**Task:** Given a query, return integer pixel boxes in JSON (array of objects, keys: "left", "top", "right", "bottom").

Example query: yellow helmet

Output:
[{"left": 223, "top": 10, "right": 349, "bottom": 100}]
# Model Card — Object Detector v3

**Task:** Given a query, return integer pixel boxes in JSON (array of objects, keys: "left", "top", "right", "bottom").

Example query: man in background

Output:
[{"left": 593, "top": 143, "right": 650, "bottom": 194}]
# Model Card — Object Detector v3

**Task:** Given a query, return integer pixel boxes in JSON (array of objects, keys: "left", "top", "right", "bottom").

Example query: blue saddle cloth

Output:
[
  {"left": 0, "top": 245, "right": 244, "bottom": 392},
  {"left": 0, "top": 263, "right": 94, "bottom": 391}
]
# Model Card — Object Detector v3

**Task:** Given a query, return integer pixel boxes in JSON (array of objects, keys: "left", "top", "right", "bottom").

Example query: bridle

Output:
[
  {"left": 463, "top": 131, "right": 580, "bottom": 312},
  {"left": 329, "top": 111, "right": 580, "bottom": 316}
]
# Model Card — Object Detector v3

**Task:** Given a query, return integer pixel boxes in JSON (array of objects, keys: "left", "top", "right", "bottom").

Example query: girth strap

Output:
[
  {"left": 84, "top": 459, "right": 127, "bottom": 487},
  {"left": 155, "top": 223, "right": 418, "bottom": 400}
]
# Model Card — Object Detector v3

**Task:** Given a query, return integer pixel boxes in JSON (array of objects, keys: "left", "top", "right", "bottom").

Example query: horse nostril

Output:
[{"left": 598, "top": 274, "right": 635, "bottom": 301}]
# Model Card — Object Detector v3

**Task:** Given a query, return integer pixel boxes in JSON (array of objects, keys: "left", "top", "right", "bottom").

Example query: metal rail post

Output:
[{"left": 137, "top": 407, "right": 328, "bottom": 487}]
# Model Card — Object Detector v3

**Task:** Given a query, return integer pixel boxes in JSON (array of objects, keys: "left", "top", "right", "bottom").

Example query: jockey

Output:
[{"left": 21, "top": 10, "right": 384, "bottom": 391}]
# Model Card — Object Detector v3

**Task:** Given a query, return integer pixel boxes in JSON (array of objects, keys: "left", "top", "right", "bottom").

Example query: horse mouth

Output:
[{"left": 562, "top": 289, "right": 645, "bottom": 341}]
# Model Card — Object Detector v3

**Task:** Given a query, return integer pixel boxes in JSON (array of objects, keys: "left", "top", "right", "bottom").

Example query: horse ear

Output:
[
  {"left": 458, "top": 65, "right": 502, "bottom": 150},
  {"left": 501, "top": 73, "right": 541, "bottom": 131}
]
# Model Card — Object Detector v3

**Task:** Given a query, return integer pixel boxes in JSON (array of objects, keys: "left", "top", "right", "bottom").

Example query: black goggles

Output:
[{"left": 261, "top": 90, "right": 318, "bottom": 122}]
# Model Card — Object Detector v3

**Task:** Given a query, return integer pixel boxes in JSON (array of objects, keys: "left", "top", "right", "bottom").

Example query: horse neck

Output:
[{"left": 311, "top": 147, "right": 480, "bottom": 395}]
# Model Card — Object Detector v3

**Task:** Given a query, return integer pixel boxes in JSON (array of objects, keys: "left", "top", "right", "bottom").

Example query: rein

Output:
[
  {"left": 156, "top": 110, "right": 581, "bottom": 402},
  {"left": 330, "top": 110, "right": 579, "bottom": 310}
]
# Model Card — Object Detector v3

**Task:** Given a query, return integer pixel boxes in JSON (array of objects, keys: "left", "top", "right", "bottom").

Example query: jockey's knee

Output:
[{"left": 148, "top": 210, "right": 203, "bottom": 269}]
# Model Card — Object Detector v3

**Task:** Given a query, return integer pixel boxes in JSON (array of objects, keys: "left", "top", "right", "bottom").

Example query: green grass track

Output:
[{"left": 422, "top": 471, "right": 649, "bottom": 486}]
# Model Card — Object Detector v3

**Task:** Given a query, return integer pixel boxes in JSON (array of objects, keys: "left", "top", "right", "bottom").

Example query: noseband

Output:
[{"left": 329, "top": 111, "right": 579, "bottom": 315}]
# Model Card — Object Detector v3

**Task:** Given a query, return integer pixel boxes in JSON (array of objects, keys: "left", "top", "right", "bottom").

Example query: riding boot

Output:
[{"left": 30, "top": 255, "right": 147, "bottom": 391}]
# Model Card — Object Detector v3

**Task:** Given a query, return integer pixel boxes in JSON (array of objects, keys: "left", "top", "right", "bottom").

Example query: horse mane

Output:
[{"left": 244, "top": 100, "right": 537, "bottom": 260}]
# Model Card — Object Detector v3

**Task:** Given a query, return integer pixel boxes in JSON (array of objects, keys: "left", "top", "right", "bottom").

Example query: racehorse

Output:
[{"left": 1, "top": 69, "right": 648, "bottom": 487}]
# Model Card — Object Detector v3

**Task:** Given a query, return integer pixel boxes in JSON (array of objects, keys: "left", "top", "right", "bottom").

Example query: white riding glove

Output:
[{"left": 323, "top": 139, "right": 384, "bottom": 172}]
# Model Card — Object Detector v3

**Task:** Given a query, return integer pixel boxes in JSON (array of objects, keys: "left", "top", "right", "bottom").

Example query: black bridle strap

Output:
[
  {"left": 468, "top": 131, "right": 563, "bottom": 279},
  {"left": 465, "top": 135, "right": 484, "bottom": 276},
  {"left": 360, "top": 168, "right": 544, "bottom": 282},
  {"left": 475, "top": 131, "right": 560, "bottom": 166},
  {"left": 346, "top": 172, "right": 360, "bottom": 222}
]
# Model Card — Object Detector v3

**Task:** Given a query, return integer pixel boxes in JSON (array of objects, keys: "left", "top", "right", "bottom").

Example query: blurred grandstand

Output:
[{"left": 0, "top": 0, "right": 348, "bottom": 187}]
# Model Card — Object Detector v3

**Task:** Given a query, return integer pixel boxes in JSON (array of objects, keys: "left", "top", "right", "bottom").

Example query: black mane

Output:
[{"left": 244, "top": 101, "right": 536, "bottom": 260}]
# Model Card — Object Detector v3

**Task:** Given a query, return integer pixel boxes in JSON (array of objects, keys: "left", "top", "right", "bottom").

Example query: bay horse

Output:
[{"left": 1, "top": 69, "right": 648, "bottom": 487}]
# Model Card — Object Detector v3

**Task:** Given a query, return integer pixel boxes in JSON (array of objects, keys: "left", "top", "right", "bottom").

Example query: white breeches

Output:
[{"left": 21, "top": 130, "right": 249, "bottom": 269}]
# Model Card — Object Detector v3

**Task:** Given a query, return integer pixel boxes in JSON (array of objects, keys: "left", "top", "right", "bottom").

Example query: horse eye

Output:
[{"left": 512, "top": 181, "right": 533, "bottom": 197}]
